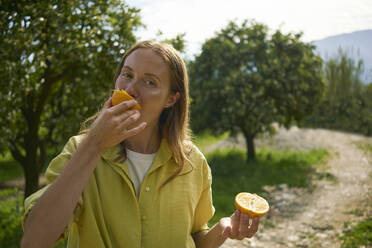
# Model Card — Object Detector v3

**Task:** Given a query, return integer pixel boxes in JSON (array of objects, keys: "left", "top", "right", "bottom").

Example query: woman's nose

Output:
[{"left": 125, "top": 80, "right": 138, "bottom": 98}]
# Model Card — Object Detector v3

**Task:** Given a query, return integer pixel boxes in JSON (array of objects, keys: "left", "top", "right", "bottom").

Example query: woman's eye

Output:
[
  {"left": 121, "top": 72, "right": 132, "bottom": 78},
  {"left": 145, "top": 80, "right": 156, "bottom": 86}
]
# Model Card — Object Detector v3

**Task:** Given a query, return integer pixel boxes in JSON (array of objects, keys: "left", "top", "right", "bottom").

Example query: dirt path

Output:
[{"left": 220, "top": 127, "right": 372, "bottom": 248}]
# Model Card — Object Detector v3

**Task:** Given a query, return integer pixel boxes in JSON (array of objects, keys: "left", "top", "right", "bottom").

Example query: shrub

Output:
[{"left": 0, "top": 188, "right": 23, "bottom": 248}]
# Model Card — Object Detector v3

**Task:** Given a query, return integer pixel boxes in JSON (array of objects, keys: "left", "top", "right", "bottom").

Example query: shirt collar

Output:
[
  {"left": 101, "top": 143, "right": 122, "bottom": 162},
  {"left": 101, "top": 138, "right": 193, "bottom": 175},
  {"left": 149, "top": 138, "right": 194, "bottom": 176},
  {"left": 101, "top": 137, "right": 172, "bottom": 164}
]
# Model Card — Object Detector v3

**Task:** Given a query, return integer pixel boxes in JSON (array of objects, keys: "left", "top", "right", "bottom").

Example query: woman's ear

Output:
[{"left": 165, "top": 92, "right": 180, "bottom": 108}]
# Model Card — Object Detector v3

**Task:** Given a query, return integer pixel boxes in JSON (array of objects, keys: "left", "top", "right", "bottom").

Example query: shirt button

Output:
[
  {"left": 142, "top": 215, "right": 147, "bottom": 221},
  {"left": 145, "top": 186, "right": 150, "bottom": 192}
]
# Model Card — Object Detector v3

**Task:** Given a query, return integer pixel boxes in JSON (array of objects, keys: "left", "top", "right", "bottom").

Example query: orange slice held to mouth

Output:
[
  {"left": 234, "top": 192, "right": 270, "bottom": 218},
  {"left": 111, "top": 89, "right": 141, "bottom": 111}
]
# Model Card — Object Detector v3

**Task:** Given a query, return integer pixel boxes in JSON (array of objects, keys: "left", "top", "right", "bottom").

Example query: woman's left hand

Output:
[{"left": 219, "top": 210, "right": 260, "bottom": 240}]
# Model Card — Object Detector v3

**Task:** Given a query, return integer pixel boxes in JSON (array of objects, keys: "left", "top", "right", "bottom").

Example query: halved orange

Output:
[
  {"left": 111, "top": 89, "right": 141, "bottom": 111},
  {"left": 234, "top": 192, "right": 270, "bottom": 218}
]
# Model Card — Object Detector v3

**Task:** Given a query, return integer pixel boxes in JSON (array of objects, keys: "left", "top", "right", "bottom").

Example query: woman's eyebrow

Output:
[
  {"left": 145, "top": 73, "right": 161, "bottom": 82},
  {"left": 122, "top": 66, "right": 161, "bottom": 82},
  {"left": 122, "top": 65, "right": 132, "bottom": 71}
]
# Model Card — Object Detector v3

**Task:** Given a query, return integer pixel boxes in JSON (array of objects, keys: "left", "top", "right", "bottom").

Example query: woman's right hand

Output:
[{"left": 87, "top": 97, "right": 147, "bottom": 152}]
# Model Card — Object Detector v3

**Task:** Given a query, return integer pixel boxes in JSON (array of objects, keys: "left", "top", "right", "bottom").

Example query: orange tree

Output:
[
  {"left": 0, "top": 0, "right": 142, "bottom": 198},
  {"left": 305, "top": 51, "right": 372, "bottom": 136},
  {"left": 189, "top": 20, "right": 324, "bottom": 161}
]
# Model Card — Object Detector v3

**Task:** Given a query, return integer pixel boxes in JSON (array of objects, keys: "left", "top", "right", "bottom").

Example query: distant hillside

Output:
[{"left": 312, "top": 30, "right": 372, "bottom": 83}]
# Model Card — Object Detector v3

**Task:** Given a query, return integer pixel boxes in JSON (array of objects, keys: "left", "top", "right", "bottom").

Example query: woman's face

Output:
[{"left": 115, "top": 48, "right": 178, "bottom": 129}]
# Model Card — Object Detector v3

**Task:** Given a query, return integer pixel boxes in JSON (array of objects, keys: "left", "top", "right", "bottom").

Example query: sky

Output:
[{"left": 124, "top": 0, "right": 372, "bottom": 57}]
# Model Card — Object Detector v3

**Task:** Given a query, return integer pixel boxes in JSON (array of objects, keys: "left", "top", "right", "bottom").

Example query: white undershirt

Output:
[{"left": 125, "top": 148, "right": 157, "bottom": 197}]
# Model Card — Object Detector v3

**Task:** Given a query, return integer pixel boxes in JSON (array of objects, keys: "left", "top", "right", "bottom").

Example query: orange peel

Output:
[
  {"left": 234, "top": 192, "right": 269, "bottom": 218},
  {"left": 111, "top": 89, "right": 141, "bottom": 111}
]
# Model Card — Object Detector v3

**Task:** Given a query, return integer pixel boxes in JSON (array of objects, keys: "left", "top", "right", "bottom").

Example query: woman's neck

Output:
[{"left": 124, "top": 123, "right": 161, "bottom": 154}]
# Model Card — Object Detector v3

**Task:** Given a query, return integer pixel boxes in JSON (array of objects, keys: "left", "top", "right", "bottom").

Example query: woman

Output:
[{"left": 21, "top": 40, "right": 259, "bottom": 248}]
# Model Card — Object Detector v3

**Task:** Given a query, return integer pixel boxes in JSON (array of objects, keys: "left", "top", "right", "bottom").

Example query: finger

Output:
[
  {"left": 123, "top": 122, "right": 147, "bottom": 138},
  {"left": 221, "top": 226, "right": 231, "bottom": 240},
  {"left": 238, "top": 213, "right": 250, "bottom": 239},
  {"left": 103, "top": 97, "right": 112, "bottom": 109},
  {"left": 230, "top": 210, "right": 240, "bottom": 239},
  {"left": 117, "top": 110, "right": 137, "bottom": 123},
  {"left": 247, "top": 217, "right": 260, "bottom": 238},
  {"left": 111, "top": 100, "right": 138, "bottom": 114},
  {"left": 117, "top": 112, "right": 140, "bottom": 131}
]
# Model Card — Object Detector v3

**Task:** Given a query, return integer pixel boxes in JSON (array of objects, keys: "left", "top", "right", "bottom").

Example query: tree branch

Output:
[
  {"left": 45, "top": 81, "right": 65, "bottom": 145},
  {"left": 9, "top": 140, "right": 26, "bottom": 168},
  {"left": 38, "top": 139, "right": 46, "bottom": 171},
  {"left": 34, "top": 69, "right": 63, "bottom": 124}
]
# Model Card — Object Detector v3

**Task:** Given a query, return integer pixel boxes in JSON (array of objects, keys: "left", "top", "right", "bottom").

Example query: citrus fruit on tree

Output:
[
  {"left": 111, "top": 89, "right": 141, "bottom": 111},
  {"left": 234, "top": 192, "right": 270, "bottom": 218}
]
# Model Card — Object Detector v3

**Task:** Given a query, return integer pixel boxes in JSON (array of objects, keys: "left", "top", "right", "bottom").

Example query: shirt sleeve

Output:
[
  {"left": 22, "top": 135, "right": 85, "bottom": 240},
  {"left": 191, "top": 158, "right": 215, "bottom": 234}
]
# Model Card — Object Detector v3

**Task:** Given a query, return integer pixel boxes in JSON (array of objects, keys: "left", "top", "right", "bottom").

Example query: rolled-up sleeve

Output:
[
  {"left": 22, "top": 135, "right": 85, "bottom": 239},
  {"left": 191, "top": 159, "right": 215, "bottom": 233}
]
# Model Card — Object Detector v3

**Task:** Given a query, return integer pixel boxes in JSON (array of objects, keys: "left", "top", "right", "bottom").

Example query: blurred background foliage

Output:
[
  {"left": 0, "top": 0, "right": 142, "bottom": 197},
  {"left": 303, "top": 50, "right": 372, "bottom": 136}
]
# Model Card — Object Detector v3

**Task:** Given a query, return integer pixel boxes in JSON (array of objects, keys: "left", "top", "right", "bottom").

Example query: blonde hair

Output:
[{"left": 80, "top": 40, "right": 192, "bottom": 185}]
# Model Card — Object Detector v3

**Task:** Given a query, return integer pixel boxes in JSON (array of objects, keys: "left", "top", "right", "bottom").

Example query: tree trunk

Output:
[
  {"left": 242, "top": 129, "right": 256, "bottom": 162},
  {"left": 23, "top": 161, "right": 40, "bottom": 198},
  {"left": 23, "top": 131, "right": 41, "bottom": 198},
  {"left": 10, "top": 140, "right": 41, "bottom": 199},
  {"left": 20, "top": 68, "right": 56, "bottom": 198}
]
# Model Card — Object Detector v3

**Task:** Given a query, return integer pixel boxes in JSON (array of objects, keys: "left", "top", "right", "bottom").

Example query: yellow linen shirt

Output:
[{"left": 23, "top": 135, "right": 215, "bottom": 248}]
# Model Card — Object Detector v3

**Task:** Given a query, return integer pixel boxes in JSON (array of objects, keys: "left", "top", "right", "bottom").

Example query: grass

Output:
[
  {"left": 0, "top": 153, "right": 23, "bottom": 183},
  {"left": 263, "top": 220, "right": 275, "bottom": 229},
  {"left": 0, "top": 149, "right": 59, "bottom": 183},
  {"left": 0, "top": 188, "right": 67, "bottom": 248},
  {"left": 353, "top": 141, "right": 372, "bottom": 154},
  {"left": 343, "top": 209, "right": 364, "bottom": 217},
  {"left": 0, "top": 188, "right": 20, "bottom": 200},
  {"left": 193, "top": 131, "right": 229, "bottom": 153},
  {"left": 0, "top": 150, "right": 63, "bottom": 247},
  {"left": 341, "top": 218, "right": 372, "bottom": 248},
  {"left": 206, "top": 147, "right": 329, "bottom": 225},
  {"left": 340, "top": 189, "right": 372, "bottom": 248},
  {"left": 0, "top": 188, "right": 23, "bottom": 248},
  {"left": 314, "top": 171, "right": 338, "bottom": 184},
  {"left": 354, "top": 140, "right": 372, "bottom": 179}
]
